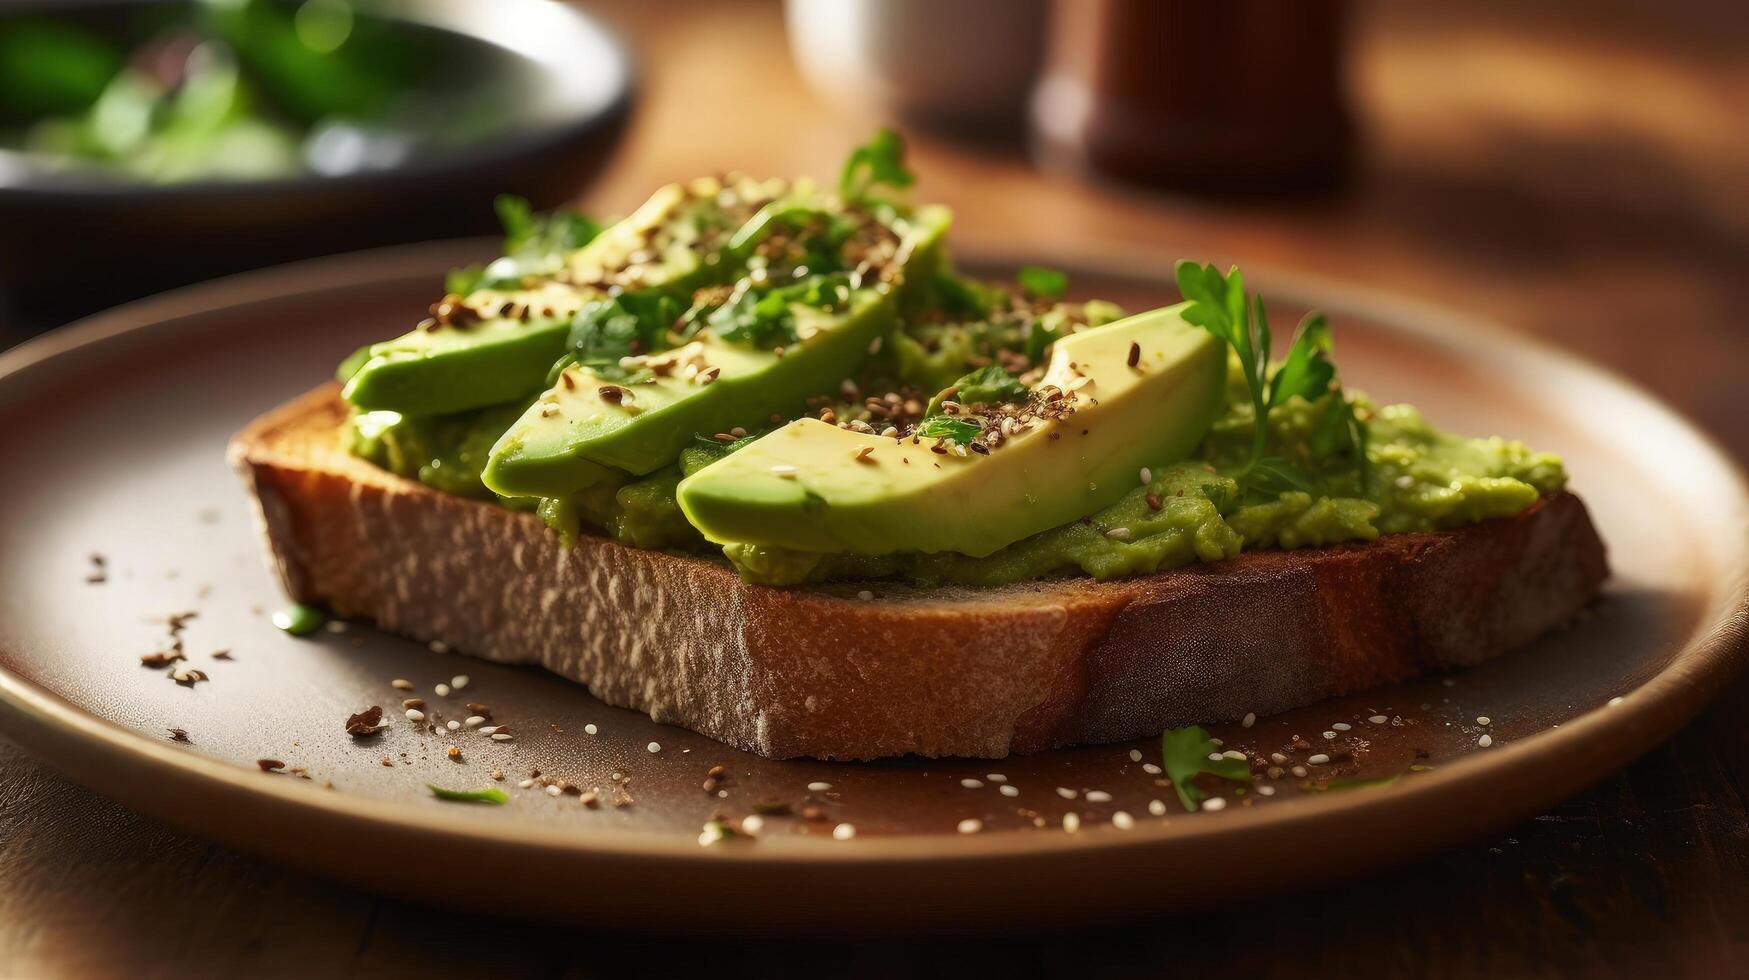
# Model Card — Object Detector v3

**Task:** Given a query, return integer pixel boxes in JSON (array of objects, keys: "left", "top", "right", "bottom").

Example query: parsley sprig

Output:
[
  {"left": 1174, "top": 260, "right": 1368, "bottom": 499},
  {"left": 1161, "top": 725, "right": 1253, "bottom": 812},
  {"left": 839, "top": 127, "right": 914, "bottom": 203},
  {"left": 447, "top": 194, "right": 602, "bottom": 295}
]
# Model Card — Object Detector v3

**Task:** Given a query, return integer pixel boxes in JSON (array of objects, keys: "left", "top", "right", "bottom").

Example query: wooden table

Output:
[{"left": 4, "top": 1, "right": 1746, "bottom": 974}]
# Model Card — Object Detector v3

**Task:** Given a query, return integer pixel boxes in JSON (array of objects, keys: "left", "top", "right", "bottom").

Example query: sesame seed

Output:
[
  {"left": 1085, "top": 790, "right": 1113, "bottom": 803},
  {"left": 1148, "top": 799, "right": 1167, "bottom": 816},
  {"left": 741, "top": 815, "right": 764, "bottom": 834},
  {"left": 1242, "top": 712, "right": 1257, "bottom": 728},
  {"left": 490, "top": 733, "right": 512, "bottom": 741},
  {"left": 1608, "top": 696, "right": 1624, "bottom": 706},
  {"left": 1332, "top": 722, "right": 1351, "bottom": 731},
  {"left": 1128, "top": 749, "right": 1143, "bottom": 762},
  {"left": 1369, "top": 715, "right": 1389, "bottom": 724},
  {"left": 1476, "top": 715, "right": 1492, "bottom": 726},
  {"left": 545, "top": 784, "right": 562, "bottom": 797},
  {"left": 1292, "top": 765, "right": 1309, "bottom": 777},
  {"left": 1307, "top": 753, "right": 1331, "bottom": 765},
  {"left": 391, "top": 678, "right": 413, "bottom": 690},
  {"left": 999, "top": 785, "right": 1019, "bottom": 797},
  {"left": 478, "top": 725, "right": 499, "bottom": 735},
  {"left": 451, "top": 675, "right": 469, "bottom": 690},
  {"left": 1138, "top": 467, "right": 1152, "bottom": 486},
  {"left": 957, "top": 818, "right": 983, "bottom": 834},
  {"left": 405, "top": 709, "right": 425, "bottom": 722},
  {"left": 1055, "top": 787, "right": 1077, "bottom": 800},
  {"left": 1478, "top": 734, "right": 1494, "bottom": 748},
  {"left": 428, "top": 640, "right": 449, "bottom": 654},
  {"left": 464, "top": 715, "right": 485, "bottom": 727},
  {"left": 771, "top": 464, "right": 797, "bottom": 479},
  {"left": 1142, "top": 763, "right": 1162, "bottom": 775},
  {"left": 1202, "top": 797, "right": 1228, "bottom": 812},
  {"left": 1062, "top": 813, "right": 1081, "bottom": 832},
  {"left": 832, "top": 823, "right": 856, "bottom": 840},
  {"left": 808, "top": 781, "right": 833, "bottom": 792},
  {"left": 1258, "top": 785, "right": 1277, "bottom": 796},
  {"left": 1323, "top": 731, "right": 1338, "bottom": 739},
  {"left": 986, "top": 773, "right": 1007, "bottom": 783},
  {"left": 960, "top": 778, "right": 983, "bottom": 789},
  {"left": 1207, "top": 753, "right": 1225, "bottom": 763},
  {"left": 646, "top": 741, "right": 662, "bottom": 753},
  {"left": 446, "top": 720, "right": 460, "bottom": 731},
  {"left": 518, "top": 778, "right": 535, "bottom": 788},
  {"left": 1112, "top": 811, "right": 1135, "bottom": 830},
  {"left": 584, "top": 723, "right": 598, "bottom": 735},
  {"left": 1106, "top": 527, "right": 1132, "bottom": 540},
  {"left": 1270, "top": 752, "right": 1289, "bottom": 764},
  {"left": 579, "top": 790, "right": 599, "bottom": 807},
  {"left": 434, "top": 683, "right": 451, "bottom": 697}
]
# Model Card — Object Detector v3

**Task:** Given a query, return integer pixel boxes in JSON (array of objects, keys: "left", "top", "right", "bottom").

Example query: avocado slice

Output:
[
  {"left": 482, "top": 290, "right": 896, "bottom": 499},
  {"left": 340, "top": 183, "right": 714, "bottom": 416},
  {"left": 675, "top": 303, "right": 1226, "bottom": 557}
]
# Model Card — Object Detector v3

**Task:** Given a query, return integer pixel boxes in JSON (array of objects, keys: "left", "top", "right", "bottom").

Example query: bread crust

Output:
[{"left": 229, "top": 384, "right": 1610, "bottom": 760}]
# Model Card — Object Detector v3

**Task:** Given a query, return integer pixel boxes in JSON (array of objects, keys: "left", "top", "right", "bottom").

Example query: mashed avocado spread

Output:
[
  {"left": 337, "top": 130, "right": 1567, "bottom": 590},
  {"left": 345, "top": 384, "right": 1565, "bottom": 587}
]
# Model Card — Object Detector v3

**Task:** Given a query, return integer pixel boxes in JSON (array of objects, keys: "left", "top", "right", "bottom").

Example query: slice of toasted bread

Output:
[{"left": 229, "top": 384, "right": 1609, "bottom": 760}]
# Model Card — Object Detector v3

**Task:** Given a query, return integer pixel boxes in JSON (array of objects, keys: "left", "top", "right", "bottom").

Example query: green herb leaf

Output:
[
  {"left": 1304, "top": 772, "right": 1405, "bottom": 792},
  {"left": 839, "top": 127, "right": 914, "bottom": 203},
  {"left": 709, "top": 273, "right": 855, "bottom": 350},
  {"left": 565, "top": 292, "right": 684, "bottom": 372},
  {"left": 949, "top": 365, "right": 1027, "bottom": 407},
  {"left": 934, "top": 274, "right": 993, "bottom": 319},
  {"left": 444, "top": 263, "right": 485, "bottom": 296},
  {"left": 426, "top": 784, "right": 509, "bottom": 805},
  {"left": 914, "top": 416, "right": 983, "bottom": 444},
  {"left": 1161, "top": 725, "right": 1253, "bottom": 812},
  {"left": 468, "top": 195, "right": 603, "bottom": 292},
  {"left": 1017, "top": 265, "right": 1068, "bottom": 301},
  {"left": 1268, "top": 312, "right": 1335, "bottom": 405},
  {"left": 1175, "top": 260, "right": 1367, "bottom": 499},
  {"left": 1024, "top": 319, "right": 1060, "bottom": 363}
]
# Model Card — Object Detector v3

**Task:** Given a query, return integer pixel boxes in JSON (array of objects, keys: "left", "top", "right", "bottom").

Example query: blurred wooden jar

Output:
[{"left": 1032, "top": 0, "right": 1354, "bottom": 192}]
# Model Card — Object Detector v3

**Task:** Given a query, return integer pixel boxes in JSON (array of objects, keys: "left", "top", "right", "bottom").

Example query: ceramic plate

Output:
[{"left": 1, "top": 243, "right": 1744, "bottom": 929}]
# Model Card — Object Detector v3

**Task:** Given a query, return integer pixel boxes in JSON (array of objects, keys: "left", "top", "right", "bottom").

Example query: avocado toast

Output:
[{"left": 231, "top": 132, "right": 1608, "bottom": 760}]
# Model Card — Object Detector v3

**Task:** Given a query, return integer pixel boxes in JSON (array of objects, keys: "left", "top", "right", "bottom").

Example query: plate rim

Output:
[{"left": 1, "top": 240, "right": 1746, "bottom": 874}]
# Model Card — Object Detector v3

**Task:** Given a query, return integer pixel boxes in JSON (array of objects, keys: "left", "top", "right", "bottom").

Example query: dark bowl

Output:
[{"left": 0, "top": 0, "right": 634, "bottom": 328}]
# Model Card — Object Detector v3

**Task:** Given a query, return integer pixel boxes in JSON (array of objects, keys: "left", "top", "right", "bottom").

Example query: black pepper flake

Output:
[
  {"left": 167, "top": 728, "right": 190, "bottom": 743},
  {"left": 1127, "top": 341, "right": 1141, "bottom": 368},
  {"left": 257, "top": 759, "right": 286, "bottom": 772},
  {"left": 598, "top": 385, "right": 623, "bottom": 403}
]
